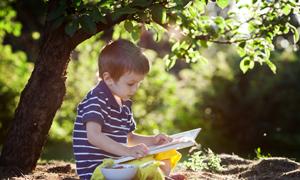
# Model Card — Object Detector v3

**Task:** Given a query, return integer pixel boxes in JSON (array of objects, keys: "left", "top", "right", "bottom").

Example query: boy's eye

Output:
[{"left": 127, "top": 83, "right": 134, "bottom": 86}]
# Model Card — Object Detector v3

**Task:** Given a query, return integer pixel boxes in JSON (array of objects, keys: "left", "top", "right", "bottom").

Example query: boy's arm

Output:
[
  {"left": 128, "top": 132, "right": 172, "bottom": 146},
  {"left": 86, "top": 121, "right": 148, "bottom": 157}
]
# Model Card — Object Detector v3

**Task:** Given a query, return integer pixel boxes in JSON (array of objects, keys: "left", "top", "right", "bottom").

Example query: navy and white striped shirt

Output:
[{"left": 72, "top": 80, "right": 136, "bottom": 179}]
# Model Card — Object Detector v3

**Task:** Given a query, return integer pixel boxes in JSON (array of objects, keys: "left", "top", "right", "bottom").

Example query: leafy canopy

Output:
[{"left": 47, "top": 0, "right": 300, "bottom": 73}]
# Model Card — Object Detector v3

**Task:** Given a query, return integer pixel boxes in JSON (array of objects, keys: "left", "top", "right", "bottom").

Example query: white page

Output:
[{"left": 114, "top": 128, "right": 201, "bottom": 164}]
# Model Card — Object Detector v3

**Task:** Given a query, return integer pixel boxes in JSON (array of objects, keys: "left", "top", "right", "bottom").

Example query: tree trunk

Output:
[{"left": 0, "top": 25, "right": 72, "bottom": 174}]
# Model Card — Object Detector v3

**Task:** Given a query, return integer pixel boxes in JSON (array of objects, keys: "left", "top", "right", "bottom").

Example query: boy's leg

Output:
[
  {"left": 159, "top": 159, "right": 172, "bottom": 176},
  {"left": 154, "top": 150, "right": 187, "bottom": 180},
  {"left": 160, "top": 160, "right": 186, "bottom": 180}
]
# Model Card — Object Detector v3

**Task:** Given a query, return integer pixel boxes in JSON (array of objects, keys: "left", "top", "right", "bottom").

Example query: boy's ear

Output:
[{"left": 103, "top": 72, "right": 114, "bottom": 86}]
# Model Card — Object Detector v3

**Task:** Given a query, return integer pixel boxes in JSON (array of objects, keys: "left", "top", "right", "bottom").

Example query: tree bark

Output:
[{"left": 0, "top": 24, "right": 72, "bottom": 174}]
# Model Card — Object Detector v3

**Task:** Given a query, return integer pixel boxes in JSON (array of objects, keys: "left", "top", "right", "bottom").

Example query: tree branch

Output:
[{"left": 70, "top": 14, "right": 129, "bottom": 49}]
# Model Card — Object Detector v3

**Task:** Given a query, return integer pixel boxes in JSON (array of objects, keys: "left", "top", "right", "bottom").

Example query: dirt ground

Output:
[{"left": 4, "top": 154, "right": 300, "bottom": 180}]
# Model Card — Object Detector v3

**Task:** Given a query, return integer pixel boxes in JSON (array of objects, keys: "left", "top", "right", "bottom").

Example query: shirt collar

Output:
[{"left": 97, "top": 80, "right": 132, "bottom": 108}]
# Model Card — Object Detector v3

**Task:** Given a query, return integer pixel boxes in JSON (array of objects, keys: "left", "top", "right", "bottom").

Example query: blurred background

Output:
[{"left": 1, "top": 1, "right": 300, "bottom": 162}]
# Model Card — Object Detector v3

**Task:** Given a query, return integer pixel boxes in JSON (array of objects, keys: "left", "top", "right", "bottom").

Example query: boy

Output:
[{"left": 73, "top": 39, "right": 182, "bottom": 180}]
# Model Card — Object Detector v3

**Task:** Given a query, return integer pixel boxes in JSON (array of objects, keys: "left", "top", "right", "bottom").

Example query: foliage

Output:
[
  {"left": 46, "top": 0, "right": 300, "bottom": 73},
  {"left": 183, "top": 148, "right": 222, "bottom": 172},
  {"left": 198, "top": 48, "right": 300, "bottom": 158},
  {"left": 0, "top": 45, "right": 32, "bottom": 144},
  {"left": 0, "top": 3, "right": 32, "bottom": 144},
  {"left": 165, "top": 0, "right": 299, "bottom": 73},
  {"left": 255, "top": 147, "right": 271, "bottom": 159},
  {"left": 133, "top": 51, "right": 181, "bottom": 134},
  {"left": 0, "top": 2, "right": 21, "bottom": 39}
]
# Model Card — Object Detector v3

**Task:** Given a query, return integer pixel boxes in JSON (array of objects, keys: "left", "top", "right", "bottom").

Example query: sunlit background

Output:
[{"left": 1, "top": 0, "right": 300, "bottom": 163}]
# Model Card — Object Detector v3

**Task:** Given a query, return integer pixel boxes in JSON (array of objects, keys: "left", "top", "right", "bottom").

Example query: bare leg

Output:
[
  {"left": 160, "top": 160, "right": 187, "bottom": 180},
  {"left": 159, "top": 159, "right": 172, "bottom": 176}
]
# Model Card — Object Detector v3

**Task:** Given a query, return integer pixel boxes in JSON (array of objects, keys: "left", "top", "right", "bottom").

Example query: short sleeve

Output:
[
  {"left": 79, "top": 96, "right": 106, "bottom": 127},
  {"left": 128, "top": 116, "right": 136, "bottom": 132}
]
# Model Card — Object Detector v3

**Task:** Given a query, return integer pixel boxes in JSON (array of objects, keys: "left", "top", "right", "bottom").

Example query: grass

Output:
[{"left": 183, "top": 148, "right": 222, "bottom": 172}]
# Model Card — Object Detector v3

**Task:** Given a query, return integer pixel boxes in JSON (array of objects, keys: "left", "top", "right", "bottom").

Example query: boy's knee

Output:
[{"left": 159, "top": 159, "right": 172, "bottom": 176}]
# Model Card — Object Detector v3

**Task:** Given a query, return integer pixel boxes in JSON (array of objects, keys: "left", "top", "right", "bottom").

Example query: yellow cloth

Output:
[
  {"left": 154, "top": 149, "right": 182, "bottom": 169},
  {"left": 91, "top": 159, "right": 114, "bottom": 180},
  {"left": 91, "top": 150, "right": 181, "bottom": 180}
]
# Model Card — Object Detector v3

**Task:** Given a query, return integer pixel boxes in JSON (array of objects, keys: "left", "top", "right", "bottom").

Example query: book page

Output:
[
  {"left": 148, "top": 128, "right": 201, "bottom": 152},
  {"left": 114, "top": 128, "right": 201, "bottom": 164}
]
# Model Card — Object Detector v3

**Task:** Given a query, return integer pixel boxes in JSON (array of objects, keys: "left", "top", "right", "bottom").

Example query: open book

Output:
[{"left": 114, "top": 128, "right": 201, "bottom": 164}]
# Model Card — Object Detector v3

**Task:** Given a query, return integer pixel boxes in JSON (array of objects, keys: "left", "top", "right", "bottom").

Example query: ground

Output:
[{"left": 5, "top": 154, "right": 300, "bottom": 180}]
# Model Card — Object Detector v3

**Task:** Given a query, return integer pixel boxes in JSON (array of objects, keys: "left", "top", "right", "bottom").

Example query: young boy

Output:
[{"left": 72, "top": 39, "right": 182, "bottom": 180}]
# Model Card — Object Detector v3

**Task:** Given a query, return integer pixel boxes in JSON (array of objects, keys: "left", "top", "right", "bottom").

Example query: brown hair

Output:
[{"left": 98, "top": 39, "right": 150, "bottom": 81}]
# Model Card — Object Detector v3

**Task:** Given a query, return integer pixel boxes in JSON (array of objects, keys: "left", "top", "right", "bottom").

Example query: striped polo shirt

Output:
[{"left": 72, "top": 80, "right": 136, "bottom": 179}]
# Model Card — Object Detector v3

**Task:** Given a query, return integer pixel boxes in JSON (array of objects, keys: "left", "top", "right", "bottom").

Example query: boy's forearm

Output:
[
  {"left": 128, "top": 133, "right": 155, "bottom": 146},
  {"left": 88, "top": 132, "right": 129, "bottom": 156}
]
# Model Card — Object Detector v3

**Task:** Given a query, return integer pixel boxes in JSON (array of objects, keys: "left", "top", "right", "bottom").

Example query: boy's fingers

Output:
[
  {"left": 160, "top": 134, "right": 172, "bottom": 142},
  {"left": 135, "top": 149, "right": 147, "bottom": 158},
  {"left": 158, "top": 135, "right": 172, "bottom": 144},
  {"left": 139, "top": 143, "right": 149, "bottom": 152},
  {"left": 135, "top": 151, "right": 143, "bottom": 158}
]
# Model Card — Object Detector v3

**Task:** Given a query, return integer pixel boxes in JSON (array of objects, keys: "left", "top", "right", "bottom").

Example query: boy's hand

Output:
[
  {"left": 128, "top": 143, "right": 149, "bottom": 158},
  {"left": 154, "top": 134, "right": 173, "bottom": 145}
]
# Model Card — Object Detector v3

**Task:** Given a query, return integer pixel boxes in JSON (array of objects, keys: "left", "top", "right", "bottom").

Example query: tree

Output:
[{"left": 0, "top": 0, "right": 299, "bottom": 176}]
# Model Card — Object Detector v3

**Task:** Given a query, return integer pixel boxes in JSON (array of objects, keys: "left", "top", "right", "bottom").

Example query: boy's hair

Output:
[{"left": 98, "top": 39, "right": 150, "bottom": 81}]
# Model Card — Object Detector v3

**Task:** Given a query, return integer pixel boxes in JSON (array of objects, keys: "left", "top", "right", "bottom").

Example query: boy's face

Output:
[{"left": 108, "top": 72, "right": 145, "bottom": 101}]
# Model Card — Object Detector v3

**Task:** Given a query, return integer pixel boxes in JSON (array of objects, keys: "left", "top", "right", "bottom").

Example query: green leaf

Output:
[
  {"left": 131, "top": 30, "right": 139, "bottom": 41},
  {"left": 200, "top": 40, "right": 208, "bottom": 48},
  {"left": 215, "top": 16, "right": 225, "bottom": 30},
  {"left": 124, "top": 21, "right": 133, "bottom": 33},
  {"left": 132, "top": 0, "right": 152, "bottom": 8},
  {"left": 240, "top": 57, "right": 251, "bottom": 74},
  {"left": 282, "top": 4, "right": 292, "bottom": 15},
  {"left": 65, "top": 20, "right": 79, "bottom": 37},
  {"left": 249, "top": 59, "right": 255, "bottom": 69},
  {"left": 165, "top": 55, "right": 177, "bottom": 70},
  {"left": 266, "top": 60, "right": 276, "bottom": 74},
  {"left": 237, "top": 46, "right": 246, "bottom": 57},
  {"left": 152, "top": 28, "right": 162, "bottom": 42},
  {"left": 283, "top": 25, "right": 290, "bottom": 34},
  {"left": 131, "top": 25, "right": 141, "bottom": 41},
  {"left": 171, "top": 42, "right": 180, "bottom": 51},
  {"left": 71, "top": 0, "right": 81, "bottom": 7},
  {"left": 239, "top": 41, "right": 246, "bottom": 48},
  {"left": 248, "top": 22, "right": 256, "bottom": 32},
  {"left": 195, "top": 0, "right": 206, "bottom": 14},
  {"left": 216, "top": 0, "right": 229, "bottom": 9},
  {"left": 151, "top": 5, "right": 167, "bottom": 24},
  {"left": 90, "top": 7, "right": 106, "bottom": 24},
  {"left": 289, "top": 24, "right": 299, "bottom": 43},
  {"left": 79, "top": 15, "right": 97, "bottom": 34},
  {"left": 112, "top": 7, "right": 137, "bottom": 21}
]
